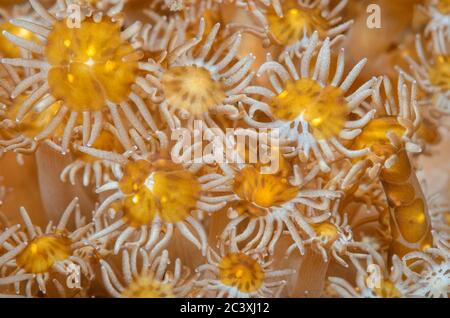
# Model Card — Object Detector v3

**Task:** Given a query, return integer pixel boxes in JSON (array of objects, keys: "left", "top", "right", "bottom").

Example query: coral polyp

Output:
[
  {"left": 232, "top": 165, "right": 298, "bottom": 214},
  {"left": 266, "top": 0, "right": 329, "bottom": 45},
  {"left": 195, "top": 244, "right": 293, "bottom": 297},
  {"left": 0, "top": 0, "right": 157, "bottom": 154},
  {"left": 161, "top": 65, "right": 226, "bottom": 116},
  {"left": 0, "top": 0, "right": 449, "bottom": 301},
  {"left": 244, "top": 35, "right": 375, "bottom": 171},
  {"left": 143, "top": 18, "right": 255, "bottom": 129},
  {"left": 15, "top": 234, "right": 72, "bottom": 274},
  {"left": 0, "top": 198, "right": 93, "bottom": 297},
  {"left": 233, "top": 0, "right": 352, "bottom": 55},
  {"left": 45, "top": 19, "right": 138, "bottom": 112},
  {"left": 0, "top": 22, "right": 35, "bottom": 58},
  {"left": 221, "top": 162, "right": 341, "bottom": 256},
  {"left": 89, "top": 156, "right": 230, "bottom": 255},
  {"left": 404, "top": 29, "right": 450, "bottom": 114},
  {"left": 269, "top": 78, "right": 348, "bottom": 140},
  {"left": 101, "top": 248, "right": 195, "bottom": 298},
  {"left": 120, "top": 159, "right": 202, "bottom": 224},
  {"left": 218, "top": 252, "right": 265, "bottom": 293},
  {"left": 1, "top": 93, "right": 62, "bottom": 153}
]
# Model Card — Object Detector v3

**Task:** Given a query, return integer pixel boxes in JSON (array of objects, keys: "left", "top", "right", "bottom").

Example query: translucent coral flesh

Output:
[
  {"left": 0, "top": 0, "right": 449, "bottom": 299},
  {"left": 45, "top": 19, "right": 138, "bottom": 111}
]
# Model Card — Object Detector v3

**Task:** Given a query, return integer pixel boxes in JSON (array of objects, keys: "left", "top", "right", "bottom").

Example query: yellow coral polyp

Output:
[
  {"left": 312, "top": 222, "right": 340, "bottom": 245},
  {"left": 123, "top": 187, "right": 157, "bottom": 227},
  {"left": 437, "top": 0, "right": 450, "bottom": 14},
  {"left": 120, "top": 160, "right": 201, "bottom": 226},
  {"left": 268, "top": 3, "right": 328, "bottom": 45},
  {"left": 0, "top": 22, "right": 36, "bottom": 58},
  {"left": 45, "top": 19, "right": 138, "bottom": 112},
  {"left": 121, "top": 276, "right": 175, "bottom": 298},
  {"left": 161, "top": 65, "right": 225, "bottom": 116},
  {"left": 218, "top": 253, "right": 265, "bottom": 294},
  {"left": 270, "top": 79, "right": 348, "bottom": 139},
  {"left": 119, "top": 160, "right": 154, "bottom": 195},
  {"left": 232, "top": 166, "right": 298, "bottom": 216},
  {"left": 429, "top": 55, "right": 450, "bottom": 91},
  {"left": 15, "top": 235, "right": 72, "bottom": 274}
]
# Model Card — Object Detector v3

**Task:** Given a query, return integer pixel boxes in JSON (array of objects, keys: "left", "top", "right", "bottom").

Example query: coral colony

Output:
[{"left": 0, "top": 0, "right": 449, "bottom": 298}]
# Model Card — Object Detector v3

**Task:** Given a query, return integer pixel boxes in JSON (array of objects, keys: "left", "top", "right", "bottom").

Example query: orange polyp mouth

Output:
[
  {"left": 312, "top": 222, "right": 340, "bottom": 245},
  {"left": 15, "top": 235, "right": 72, "bottom": 274},
  {"left": 232, "top": 165, "right": 298, "bottom": 212},
  {"left": 270, "top": 79, "right": 348, "bottom": 140},
  {"left": 267, "top": 4, "right": 328, "bottom": 46},
  {"left": 218, "top": 252, "right": 265, "bottom": 293},
  {"left": 161, "top": 65, "right": 226, "bottom": 116},
  {"left": 119, "top": 159, "right": 201, "bottom": 226},
  {"left": 45, "top": 19, "right": 139, "bottom": 112}
]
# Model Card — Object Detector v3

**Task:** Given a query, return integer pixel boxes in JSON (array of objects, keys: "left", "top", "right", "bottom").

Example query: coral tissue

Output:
[{"left": 0, "top": 0, "right": 449, "bottom": 298}]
